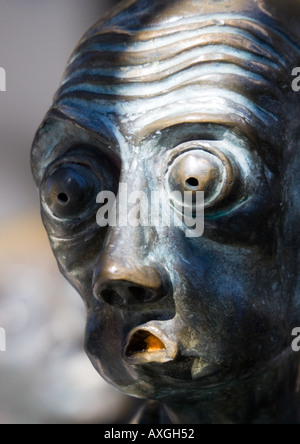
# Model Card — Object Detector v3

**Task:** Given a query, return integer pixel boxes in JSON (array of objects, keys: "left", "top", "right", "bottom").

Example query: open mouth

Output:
[{"left": 125, "top": 325, "right": 178, "bottom": 364}]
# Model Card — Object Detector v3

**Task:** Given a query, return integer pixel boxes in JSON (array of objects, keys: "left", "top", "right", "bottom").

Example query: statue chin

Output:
[{"left": 31, "top": 0, "right": 300, "bottom": 424}]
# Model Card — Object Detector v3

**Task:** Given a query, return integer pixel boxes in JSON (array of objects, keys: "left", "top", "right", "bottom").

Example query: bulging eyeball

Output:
[
  {"left": 166, "top": 142, "right": 235, "bottom": 214},
  {"left": 41, "top": 163, "right": 100, "bottom": 220}
]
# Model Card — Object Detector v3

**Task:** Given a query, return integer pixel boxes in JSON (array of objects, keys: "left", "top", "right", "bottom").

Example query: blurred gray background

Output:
[
  {"left": 0, "top": 0, "right": 139, "bottom": 424},
  {"left": 0, "top": 0, "right": 117, "bottom": 222}
]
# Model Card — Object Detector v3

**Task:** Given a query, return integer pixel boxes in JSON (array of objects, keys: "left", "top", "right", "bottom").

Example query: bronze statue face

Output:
[{"left": 32, "top": 0, "right": 300, "bottom": 422}]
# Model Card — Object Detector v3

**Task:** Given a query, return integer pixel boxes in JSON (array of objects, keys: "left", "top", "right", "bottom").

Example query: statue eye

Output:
[
  {"left": 41, "top": 164, "right": 100, "bottom": 220},
  {"left": 166, "top": 144, "right": 234, "bottom": 212}
]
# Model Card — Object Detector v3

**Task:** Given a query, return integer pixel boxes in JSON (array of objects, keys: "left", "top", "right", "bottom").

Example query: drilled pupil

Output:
[
  {"left": 186, "top": 177, "right": 199, "bottom": 189},
  {"left": 42, "top": 164, "right": 99, "bottom": 219},
  {"left": 57, "top": 192, "right": 69, "bottom": 204}
]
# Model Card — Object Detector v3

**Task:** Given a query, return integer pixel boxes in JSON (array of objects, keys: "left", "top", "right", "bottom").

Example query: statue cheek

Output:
[
  {"left": 171, "top": 246, "right": 282, "bottom": 326},
  {"left": 48, "top": 231, "right": 108, "bottom": 303}
]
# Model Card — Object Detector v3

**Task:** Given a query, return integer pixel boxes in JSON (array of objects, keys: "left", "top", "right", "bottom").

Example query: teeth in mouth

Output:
[{"left": 125, "top": 325, "right": 178, "bottom": 364}]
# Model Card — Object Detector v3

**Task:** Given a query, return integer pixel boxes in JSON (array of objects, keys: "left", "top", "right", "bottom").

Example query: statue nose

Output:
[
  {"left": 94, "top": 263, "right": 170, "bottom": 307},
  {"left": 93, "top": 229, "right": 171, "bottom": 308}
]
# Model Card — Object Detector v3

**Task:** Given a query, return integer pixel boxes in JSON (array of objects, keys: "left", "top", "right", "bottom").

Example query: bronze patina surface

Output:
[{"left": 31, "top": 0, "right": 300, "bottom": 423}]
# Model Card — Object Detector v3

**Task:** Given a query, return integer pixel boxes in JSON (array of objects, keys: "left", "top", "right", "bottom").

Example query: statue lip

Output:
[{"left": 124, "top": 322, "right": 178, "bottom": 365}]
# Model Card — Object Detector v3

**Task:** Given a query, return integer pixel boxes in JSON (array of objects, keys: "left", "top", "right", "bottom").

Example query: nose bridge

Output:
[
  {"left": 98, "top": 162, "right": 155, "bottom": 278},
  {"left": 93, "top": 160, "right": 172, "bottom": 307},
  {"left": 98, "top": 223, "right": 160, "bottom": 286}
]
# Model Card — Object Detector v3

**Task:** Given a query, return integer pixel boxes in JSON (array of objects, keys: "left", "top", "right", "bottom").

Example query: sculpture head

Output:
[{"left": 31, "top": 0, "right": 300, "bottom": 423}]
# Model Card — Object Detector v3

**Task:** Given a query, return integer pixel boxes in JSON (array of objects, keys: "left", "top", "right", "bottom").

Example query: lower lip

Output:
[{"left": 123, "top": 356, "right": 220, "bottom": 387}]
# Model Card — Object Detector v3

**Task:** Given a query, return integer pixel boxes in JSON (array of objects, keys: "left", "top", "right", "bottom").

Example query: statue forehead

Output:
[
  {"left": 51, "top": 1, "right": 299, "bottom": 141},
  {"left": 32, "top": 0, "right": 300, "bottom": 183}
]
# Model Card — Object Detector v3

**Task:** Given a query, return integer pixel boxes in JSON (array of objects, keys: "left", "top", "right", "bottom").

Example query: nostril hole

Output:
[
  {"left": 128, "top": 286, "right": 154, "bottom": 303},
  {"left": 101, "top": 289, "right": 126, "bottom": 307}
]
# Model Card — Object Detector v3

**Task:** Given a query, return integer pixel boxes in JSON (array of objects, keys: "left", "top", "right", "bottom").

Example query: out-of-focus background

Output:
[{"left": 0, "top": 0, "right": 139, "bottom": 424}]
